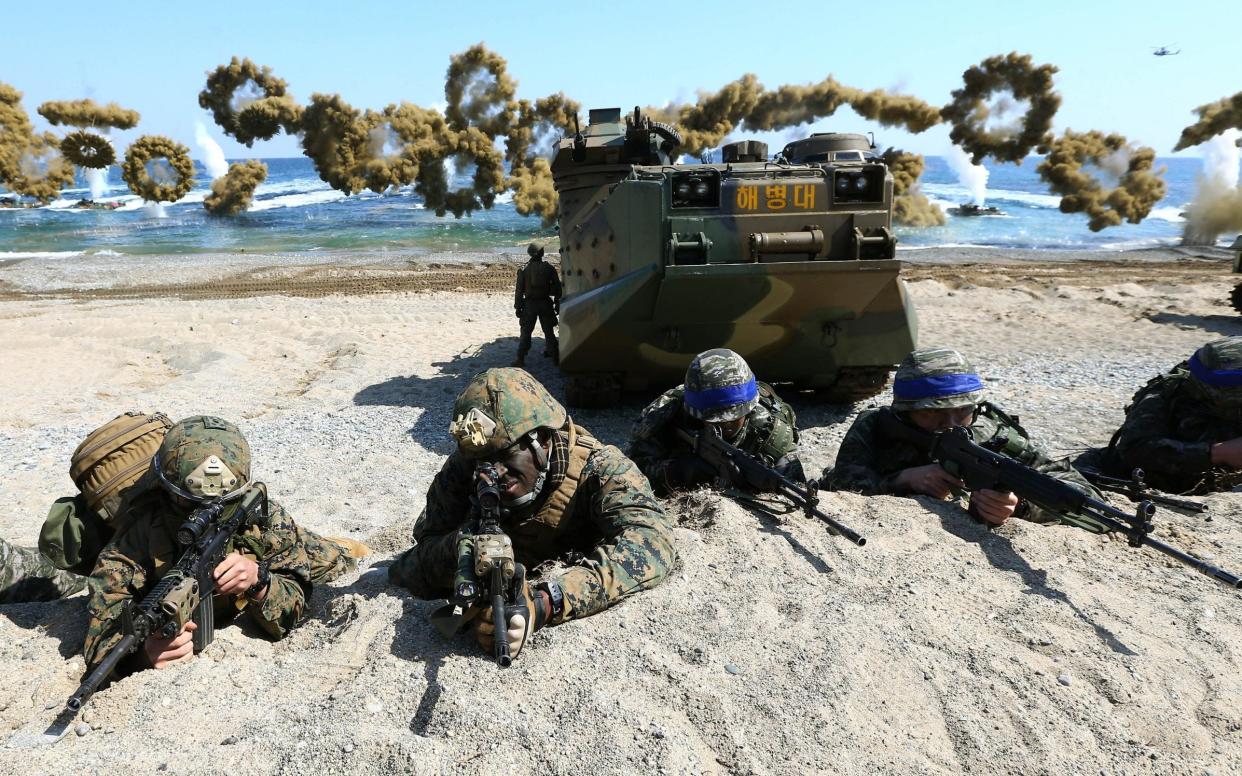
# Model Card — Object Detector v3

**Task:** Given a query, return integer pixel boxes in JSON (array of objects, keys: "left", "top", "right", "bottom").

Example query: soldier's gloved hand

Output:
[
  {"left": 663, "top": 456, "right": 718, "bottom": 490},
  {"left": 474, "top": 564, "right": 546, "bottom": 660}
]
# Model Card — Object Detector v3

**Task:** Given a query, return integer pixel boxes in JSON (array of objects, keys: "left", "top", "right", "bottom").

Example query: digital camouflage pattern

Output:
[
  {"left": 83, "top": 489, "right": 313, "bottom": 670},
  {"left": 683, "top": 348, "right": 758, "bottom": 422},
  {"left": 0, "top": 537, "right": 86, "bottom": 603},
  {"left": 1103, "top": 339, "right": 1242, "bottom": 494},
  {"left": 449, "top": 368, "right": 568, "bottom": 459},
  {"left": 514, "top": 250, "right": 562, "bottom": 364},
  {"left": 389, "top": 421, "right": 676, "bottom": 623},
  {"left": 825, "top": 404, "right": 1105, "bottom": 529},
  {"left": 550, "top": 107, "right": 916, "bottom": 404},
  {"left": 890, "top": 347, "right": 986, "bottom": 411},
  {"left": 155, "top": 416, "right": 251, "bottom": 498},
  {"left": 628, "top": 382, "right": 804, "bottom": 494}
]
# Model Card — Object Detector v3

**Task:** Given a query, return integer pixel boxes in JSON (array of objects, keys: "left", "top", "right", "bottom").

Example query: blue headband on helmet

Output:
[
  {"left": 1188, "top": 351, "right": 1242, "bottom": 387},
  {"left": 893, "top": 373, "right": 984, "bottom": 400},
  {"left": 684, "top": 377, "right": 758, "bottom": 411}
]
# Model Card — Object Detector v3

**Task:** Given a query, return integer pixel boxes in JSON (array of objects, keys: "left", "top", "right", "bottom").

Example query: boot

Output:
[{"left": 511, "top": 354, "right": 526, "bottom": 368}]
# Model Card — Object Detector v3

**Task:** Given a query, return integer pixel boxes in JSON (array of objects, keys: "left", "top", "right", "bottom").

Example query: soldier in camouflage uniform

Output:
[
  {"left": 824, "top": 347, "right": 1106, "bottom": 530},
  {"left": 0, "top": 538, "right": 86, "bottom": 604},
  {"left": 628, "top": 349, "right": 805, "bottom": 495},
  {"left": 512, "top": 243, "right": 562, "bottom": 367},
  {"left": 83, "top": 416, "right": 319, "bottom": 674},
  {"left": 389, "top": 367, "right": 675, "bottom": 660},
  {"left": 1097, "top": 337, "right": 1242, "bottom": 494}
]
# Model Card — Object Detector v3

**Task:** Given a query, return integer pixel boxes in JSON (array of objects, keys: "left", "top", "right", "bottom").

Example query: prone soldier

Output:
[
  {"left": 823, "top": 347, "right": 1106, "bottom": 531},
  {"left": 388, "top": 367, "right": 676, "bottom": 661},
  {"left": 628, "top": 348, "right": 805, "bottom": 495}
]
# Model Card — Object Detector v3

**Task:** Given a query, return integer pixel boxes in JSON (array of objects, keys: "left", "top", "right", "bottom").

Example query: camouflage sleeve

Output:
[
  {"left": 388, "top": 452, "right": 474, "bottom": 598},
  {"left": 625, "top": 390, "right": 688, "bottom": 495},
  {"left": 552, "top": 445, "right": 676, "bottom": 623},
  {"left": 1112, "top": 390, "right": 1214, "bottom": 484},
  {"left": 83, "top": 521, "right": 152, "bottom": 671},
  {"left": 514, "top": 267, "right": 525, "bottom": 309},
  {"left": 823, "top": 410, "right": 898, "bottom": 494},
  {"left": 241, "top": 500, "right": 312, "bottom": 640},
  {"left": 0, "top": 538, "right": 85, "bottom": 604}
]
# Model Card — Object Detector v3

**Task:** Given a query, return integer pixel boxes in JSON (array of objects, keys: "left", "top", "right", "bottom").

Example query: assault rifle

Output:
[
  {"left": 675, "top": 426, "right": 866, "bottom": 546},
  {"left": 874, "top": 408, "right": 1241, "bottom": 589},
  {"left": 431, "top": 463, "right": 521, "bottom": 666},
  {"left": 67, "top": 486, "right": 270, "bottom": 711},
  {"left": 1078, "top": 467, "right": 1209, "bottom": 518}
]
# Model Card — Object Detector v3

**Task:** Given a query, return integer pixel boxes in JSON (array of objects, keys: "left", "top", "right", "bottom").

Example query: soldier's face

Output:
[
  {"left": 907, "top": 404, "right": 975, "bottom": 432},
  {"left": 706, "top": 417, "right": 746, "bottom": 439},
  {"left": 489, "top": 439, "right": 549, "bottom": 501}
]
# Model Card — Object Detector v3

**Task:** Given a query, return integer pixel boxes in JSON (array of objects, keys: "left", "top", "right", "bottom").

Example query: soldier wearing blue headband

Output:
[
  {"left": 628, "top": 349, "right": 804, "bottom": 495},
  {"left": 1096, "top": 337, "right": 1242, "bottom": 494},
  {"left": 823, "top": 347, "right": 1104, "bottom": 530}
]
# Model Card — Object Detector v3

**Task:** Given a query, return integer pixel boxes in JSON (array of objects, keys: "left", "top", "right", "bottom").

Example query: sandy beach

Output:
[{"left": 1, "top": 246, "right": 1241, "bottom": 775}]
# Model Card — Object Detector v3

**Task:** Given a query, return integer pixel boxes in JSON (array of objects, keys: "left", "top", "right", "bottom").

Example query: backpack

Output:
[{"left": 39, "top": 412, "right": 172, "bottom": 573}]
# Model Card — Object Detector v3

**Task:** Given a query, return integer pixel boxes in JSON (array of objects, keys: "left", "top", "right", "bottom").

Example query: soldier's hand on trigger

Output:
[
  {"left": 143, "top": 620, "right": 197, "bottom": 669},
  {"left": 1210, "top": 437, "right": 1242, "bottom": 470},
  {"left": 968, "top": 489, "right": 1020, "bottom": 526},
  {"left": 214, "top": 552, "right": 261, "bottom": 597},
  {"left": 893, "top": 464, "right": 963, "bottom": 499},
  {"left": 474, "top": 564, "right": 544, "bottom": 660}
]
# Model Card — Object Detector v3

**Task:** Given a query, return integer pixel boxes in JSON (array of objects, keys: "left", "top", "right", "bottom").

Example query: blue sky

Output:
[{"left": 1, "top": 0, "right": 1235, "bottom": 160}]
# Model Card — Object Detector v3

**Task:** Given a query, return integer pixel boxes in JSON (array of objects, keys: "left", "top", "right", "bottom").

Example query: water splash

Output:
[
  {"left": 194, "top": 121, "right": 229, "bottom": 180},
  {"left": 945, "top": 145, "right": 990, "bottom": 205}
]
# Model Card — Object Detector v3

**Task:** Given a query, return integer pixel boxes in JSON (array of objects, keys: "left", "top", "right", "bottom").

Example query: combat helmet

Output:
[
  {"left": 891, "top": 347, "right": 985, "bottom": 411},
  {"left": 527, "top": 243, "right": 545, "bottom": 260},
  {"left": 683, "top": 349, "right": 758, "bottom": 423},
  {"left": 1186, "top": 336, "right": 1242, "bottom": 410},
  {"left": 154, "top": 416, "right": 252, "bottom": 504},
  {"left": 448, "top": 368, "right": 567, "bottom": 459}
]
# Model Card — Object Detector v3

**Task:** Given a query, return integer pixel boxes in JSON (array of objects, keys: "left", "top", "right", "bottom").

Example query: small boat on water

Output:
[
  {"left": 948, "top": 203, "right": 1004, "bottom": 217},
  {"left": 71, "top": 198, "right": 123, "bottom": 211}
]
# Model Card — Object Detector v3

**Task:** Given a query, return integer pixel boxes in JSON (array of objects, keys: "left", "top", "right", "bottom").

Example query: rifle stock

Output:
[
  {"left": 675, "top": 426, "right": 866, "bottom": 547},
  {"left": 875, "top": 409, "right": 1241, "bottom": 590}
]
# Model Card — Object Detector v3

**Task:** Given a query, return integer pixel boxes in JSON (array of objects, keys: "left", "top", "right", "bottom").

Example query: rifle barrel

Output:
[
  {"left": 491, "top": 566, "right": 511, "bottom": 667},
  {"left": 67, "top": 634, "right": 137, "bottom": 711}
]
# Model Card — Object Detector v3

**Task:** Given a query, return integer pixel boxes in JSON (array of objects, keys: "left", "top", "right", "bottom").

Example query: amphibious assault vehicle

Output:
[{"left": 551, "top": 107, "right": 918, "bottom": 406}]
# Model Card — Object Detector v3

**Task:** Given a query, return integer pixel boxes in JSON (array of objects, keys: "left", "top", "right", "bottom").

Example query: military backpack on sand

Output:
[{"left": 40, "top": 412, "right": 172, "bottom": 573}]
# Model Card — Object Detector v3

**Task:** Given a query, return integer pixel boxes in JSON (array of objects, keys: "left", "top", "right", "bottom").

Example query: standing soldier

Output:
[{"left": 513, "top": 243, "right": 562, "bottom": 368}]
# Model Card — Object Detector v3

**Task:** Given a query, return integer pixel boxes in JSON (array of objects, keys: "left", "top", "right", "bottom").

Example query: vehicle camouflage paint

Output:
[{"left": 551, "top": 107, "right": 918, "bottom": 406}]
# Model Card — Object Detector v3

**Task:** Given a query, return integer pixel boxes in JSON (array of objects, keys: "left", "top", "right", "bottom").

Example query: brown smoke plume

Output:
[
  {"left": 199, "top": 57, "right": 303, "bottom": 146},
  {"left": 0, "top": 82, "right": 37, "bottom": 188},
  {"left": 1036, "top": 130, "right": 1166, "bottom": 231},
  {"left": 3, "top": 131, "right": 75, "bottom": 203},
  {"left": 37, "top": 99, "right": 140, "bottom": 130},
  {"left": 650, "top": 74, "right": 941, "bottom": 157},
  {"left": 1174, "top": 91, "right": 1242, "bottom": 151},
  {"left": 444, "top": 43, "right": 518, "bottom": 138},
  {"left": 941, "top": 53, "right": 1061, "bottom": 164},
  {"left": 508, "top": 158, "right": 558, "bottom": 227},
  {"left": 60, "top": 130, "right": 115, "bottom": 169},
  {"left": 882, "top": 148, "right": 945, "bottom": 226},
  {"left": 203, "top": 160, "right": 268, "bottom": 215},
  {"left": 121, "top": 135, "right": 196, "bottom": 203}
]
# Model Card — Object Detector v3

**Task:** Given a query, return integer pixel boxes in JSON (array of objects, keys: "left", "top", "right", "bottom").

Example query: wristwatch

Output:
[
  {"left": 245, "top": 562, "right": 271, "bottom": 600},
  {"left": 534, "top": 578, "right": 565, "bottom": 624}
]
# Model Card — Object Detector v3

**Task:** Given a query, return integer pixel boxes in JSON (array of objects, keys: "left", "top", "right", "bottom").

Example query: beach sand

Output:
[{"left": 1, "top": 247, "right": 1240, "bottom": 774}]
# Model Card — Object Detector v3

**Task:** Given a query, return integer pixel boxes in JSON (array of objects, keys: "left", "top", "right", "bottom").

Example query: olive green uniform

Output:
[
  {"left": 826, "top": 403, "right": 1105, "bottom": 528},
  {"left": 627, "top": 383, "right": 804, "bottom": 495}
]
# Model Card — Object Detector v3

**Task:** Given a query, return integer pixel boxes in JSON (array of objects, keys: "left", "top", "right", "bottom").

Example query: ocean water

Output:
[{"left": 0, "top": 155, "right": 1231, "bottom": 260}]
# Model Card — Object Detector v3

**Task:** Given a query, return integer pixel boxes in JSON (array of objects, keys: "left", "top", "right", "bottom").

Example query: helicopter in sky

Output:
[{"left": 1151, "top": 46, "right": 1181, "bottom": 56}]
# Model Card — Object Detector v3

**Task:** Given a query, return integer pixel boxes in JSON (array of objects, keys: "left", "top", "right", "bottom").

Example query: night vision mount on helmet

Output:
[{"left": 551, "top": 107, "right": 918, "bottom": 407}]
